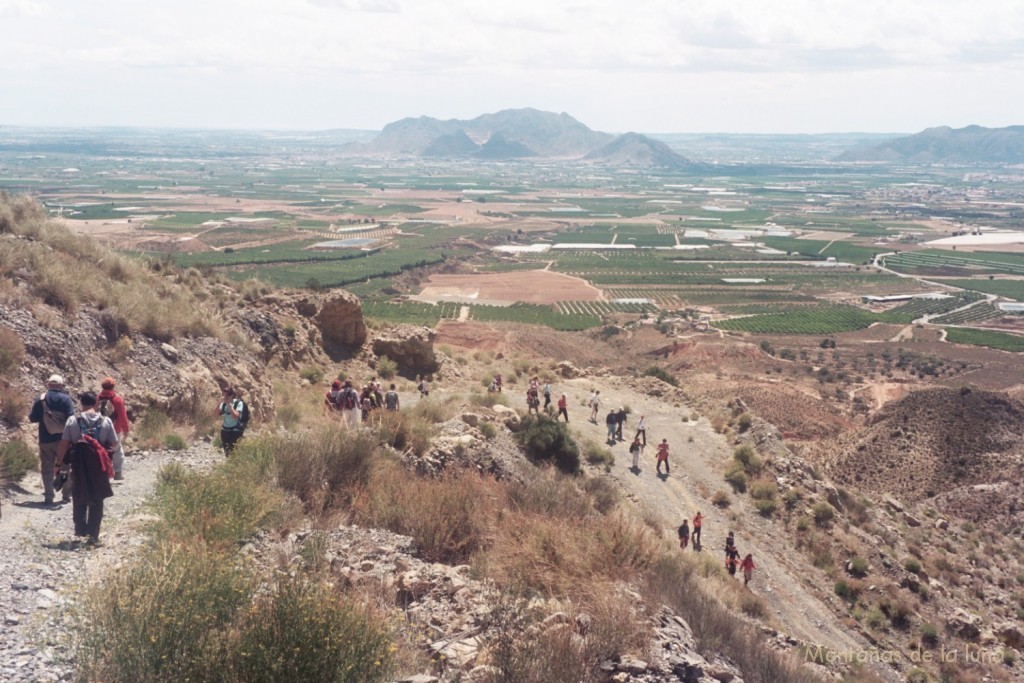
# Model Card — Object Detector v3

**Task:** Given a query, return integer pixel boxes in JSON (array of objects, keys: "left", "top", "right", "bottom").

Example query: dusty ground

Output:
[{"left": 417, "top": 270, "right": 603, "bottom": 305}]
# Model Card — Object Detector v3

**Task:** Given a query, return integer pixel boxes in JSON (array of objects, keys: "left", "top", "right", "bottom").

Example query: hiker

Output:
[
  {"left": 494, "top": 374, "right": 503, "bottom": 393},
  {"left": 605, "top": 409, "right": 617, "bottom": 444},
  {"left": 28, "top": 374, "right": 75, "bottom": 504},
  {"left": 529, "top": 376, "right": 540, "bottom": 393},
  {"left": 543, "top": 382, "right": 552, "bottom": 409},
  {"left": 216, "top": 386, "right": 249, "bottom": 455},
  {"left": 635, "top": 414, "right": 647, "bottom": 446},
  {"left": 97, "top": 378, "right": 128, "bottom": 480},
  {"left": 360, "top": 392, "right": 373, "bottom": 422},
  {"left": 677, "top": 519, "right": 690, "bottom": 550},
  {"left": 629, "top": 435, "right": 643, "bottom": 470},
  {"left": 338, "top": 380, "right": 360, "bottom": 430},
  {"left": 526, "top": 387, "right": 540, "bottom": 414},
  {"left": 725, "top": 531, "right": 735, "bottom": 554},
  {"left": 56, "top": 391, "right": 118, "bottom": 545},
  {"left": 692, "top": 511, "right": 703, "bottom": 549},
  {"left": 372, "top": 379, "right": 384, "bottom": 408},
  {"left": 615, "top": 407, "right": 627, "bottom": 441},
  {"left": 557, "top": 393, "right": 569, "bottom": 422},
  {"left": 588, "top": 390, "right": 601, "bottom": 422},
  {"left": 417, "top": 376, "right": 430, "bottom": 398},
  {"left": 384, "top": 383, "right": 400, "bottom": 411},
  {"left": 725, "top": 546, "right": 740, "bottom": 577},
  {"left": 656, "top": 439, "right": 670, "bottom": 476},
  {"left": 324, "top": 379, "right": 344, "bottom": 415},
  {"left": 740, "top": 553, "right": 756, "bottom": 586},
  {"left": 487, "top": 378, "right": 498, "bottom": 392}
]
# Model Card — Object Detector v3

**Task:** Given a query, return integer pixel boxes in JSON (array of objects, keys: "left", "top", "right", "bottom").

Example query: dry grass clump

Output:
[
  {"left": 484, "top": 588, "right": 650, "bottom": 683},
  {"left": 0, "top": 192, "right": 225, "bottom": 342},
  {"left": 0, "top": 327, "right": 24, "bottom": 377},
  {"left": 354, "top": 462, "right": 502, "bottom": 564}
]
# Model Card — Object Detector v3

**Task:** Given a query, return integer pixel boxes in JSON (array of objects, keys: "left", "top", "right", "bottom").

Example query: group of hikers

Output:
[
  {"left": 323, "top": 378, "right": 401, "bottom": 429},
  {"left": 27, "top": 375, "right": 130, "bottom": 545},
  {"left": 678, "top": 515, "right": 756, "bottom": 586},
  {"left": 28, "top": 371, "right": 762, "bottom": 590}
]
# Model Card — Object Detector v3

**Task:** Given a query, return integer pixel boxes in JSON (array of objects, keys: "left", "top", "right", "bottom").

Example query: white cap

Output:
[{"left": 47, "top": 374, "right": 64, "bottom": 386}]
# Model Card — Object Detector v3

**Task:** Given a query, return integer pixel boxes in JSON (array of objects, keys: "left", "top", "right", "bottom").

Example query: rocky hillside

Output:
[
  {"left": 821, "top": 387, "right": 1024, "bottom": 511},
  {"left": 837, "top": 124, "right": 1024, "bottom": 164},
  {"left": 584, "top": 132, "right": 694, "bottom": 169}
]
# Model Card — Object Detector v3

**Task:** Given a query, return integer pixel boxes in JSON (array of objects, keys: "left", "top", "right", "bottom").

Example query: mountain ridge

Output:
[{"left": 837, "top": 124, "right": 1024, "bottom": 163}]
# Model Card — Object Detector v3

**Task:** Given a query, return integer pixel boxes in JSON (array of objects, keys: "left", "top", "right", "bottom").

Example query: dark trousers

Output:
[
  {"left": 73, "top": 498, "right": 104, "bottom": 539},
  {"left": 544, "top": 394, "right": 551, "bottom": 408},
  {"left": 636, "top": 429, "right": 646, "bottom": 446},
  {"left": 657, "top": 458, "right": 669, "bottom": 475},
  {"left": 615, "top": 422, "right": 623, "bottom": 439},
  {"left": 557, "top": 407, "right": 568, "bottom": 422},
  {"left": 221, "top": 429, "right": 244, "bottom": 456},
  {"left": 693, "top": 526, "right": 701, "bottom": 546}
]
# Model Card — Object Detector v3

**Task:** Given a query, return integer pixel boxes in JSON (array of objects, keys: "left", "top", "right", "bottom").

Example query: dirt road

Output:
[{"left": 556, "top": 377, "right": 899, "bottom": 681}]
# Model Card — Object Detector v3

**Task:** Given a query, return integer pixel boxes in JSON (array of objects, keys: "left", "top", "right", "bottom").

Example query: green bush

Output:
[
  {"left": 848, "top": 556, "right": 869, "bottom": 578},
  {"left": 732, "top": 445, "right": 762, "bottom": 474},
  {"left": 516, "top": 414, "right": 580, "bottom": 474},
  {"left": 724, "top": 464, "right": 747, "bottom": 493},
  {"left": 812, "top": 502, "right": 835, "bottom": 527},
  {"left": 231, "top": 576, "right": 394, "bottom": 683},
  {"left": 0, "top": 439, "right": 36, "bottom": 483},
  {"left": 163, "top": 434, "right": 187, "bottom": 451},
  {"left": 299, "top": 366, "right": 324, "bottom": 384},
  {"left": 642, "top": 366, "right": 677, "bottom": 387},
  {"left": 753, "top": 498, "right": 778, "bottom": 517},
  {"left": 376, "top": 355, "right": 397, "bottom": 380},
  {"left": 711, "top": 490, "right": 731, "bottom": 508},
  {"left": 584, "top": 441, "right": 614, "bottom": 470},
  {"left": 736, "top": 413, "right": 753, "bottom": 432},
  {"left": 864, "top": 607, "right": 887, "bottom": 630},
  {"left": 920, "top": 622, "right": 939, "bottom": 646},
  {"left": 76, "top": 542, "right": 253, "bottom": 683},
  {"left": 479, "top": 422, "right": 498, "bottom": 440},
  {"left": 834, "top": 580, "right": 861, "bottom": 602},
  {"left": 749, "top": 479, "right": 778, "bottom": 501},
  {"left": 152, "top": 459, "right": 285, "bottom": 547},
  {"left": 904, "top": 558, "right": 922, "bottom": 574}
]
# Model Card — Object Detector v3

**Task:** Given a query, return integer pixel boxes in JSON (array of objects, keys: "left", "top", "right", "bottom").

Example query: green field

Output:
[
  {"left": 715, "top": 305, "right": 887, "bottom": 334},
  {"left": 361, "top": 300, "right": 462, "bottom": 326},
  {"left": 942, "top": 279, "right": 1024, "bottom": 301},
  {"left": 232, "top": 251, "right": 446, "bottom": 288},
  {"left": 469, "top": 304, "right": 601, "bottom": 331},
  {"left": 944, "top": 328, "right": 1024, "bottom": 352}
]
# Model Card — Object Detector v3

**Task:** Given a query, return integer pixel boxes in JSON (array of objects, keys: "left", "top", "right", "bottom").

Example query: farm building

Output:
[{"left": 861, "top": 292, "right": 951, "bottom": 304}]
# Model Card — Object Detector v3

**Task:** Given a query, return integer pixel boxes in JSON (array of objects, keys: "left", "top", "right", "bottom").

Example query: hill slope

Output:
[
  {"left": 837, "top": 125, "right": 1024, "bottom": 163},
  {"left": 584, "top": 132, "right": 695, "bottom": 169}
]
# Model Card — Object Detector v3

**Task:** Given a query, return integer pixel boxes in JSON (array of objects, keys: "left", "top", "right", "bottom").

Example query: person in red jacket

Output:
[
  {"left": 98, "top": 378, "right": 129, "bottom": 480},
  {"left": 740, "top": 553, "right": 756, "bottom": 586}
]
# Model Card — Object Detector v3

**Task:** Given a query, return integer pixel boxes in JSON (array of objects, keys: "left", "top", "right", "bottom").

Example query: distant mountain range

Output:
[
  {"left": 347, "top": 108, "right": 694, "bottom": 168},
  {"left": 837, "top": 125, "right": 1024, "bottom": 164}
]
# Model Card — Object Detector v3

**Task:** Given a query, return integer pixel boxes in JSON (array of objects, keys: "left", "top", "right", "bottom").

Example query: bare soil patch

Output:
[{"left": 418, "top": 270, "right": 602, "bottom": 305}]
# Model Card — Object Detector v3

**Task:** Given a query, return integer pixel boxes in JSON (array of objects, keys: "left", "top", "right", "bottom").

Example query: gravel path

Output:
[{"left": 0, "top": 443, "right": 222, "bottom": 682}]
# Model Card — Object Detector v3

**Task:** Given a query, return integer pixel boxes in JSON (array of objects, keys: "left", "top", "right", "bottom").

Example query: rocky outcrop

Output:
[
  {"left": 372, "top": 325, "right": 438, "bottom": 373},
  {"left": 313, "top": 290, "right": 367, "bottom": 357}
]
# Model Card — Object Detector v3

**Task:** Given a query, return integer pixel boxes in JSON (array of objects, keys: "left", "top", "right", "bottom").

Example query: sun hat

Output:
[{"left": 47, "top": 374, "right": 64, "bottom": 386}]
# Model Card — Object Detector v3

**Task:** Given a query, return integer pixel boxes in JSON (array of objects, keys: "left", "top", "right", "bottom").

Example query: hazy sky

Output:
[{"left": 1, "top": 0, "right": 1022, "bottom": 133}]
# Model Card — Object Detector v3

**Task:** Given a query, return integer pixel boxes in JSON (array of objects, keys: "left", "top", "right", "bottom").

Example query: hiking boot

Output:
[
  {"left": 44, "top": 494, "right": 54, "bottom": 504},
  {"left": 86, "top": 537, "right": 102, "bottom": 548},
  {"left": 114, "top": 473, "right": 124, "bottom": 481}
]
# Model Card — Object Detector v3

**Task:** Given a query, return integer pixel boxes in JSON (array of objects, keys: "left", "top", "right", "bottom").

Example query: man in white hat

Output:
[{"left": 28, "top": 374, "right": 75, "bottom": 504}]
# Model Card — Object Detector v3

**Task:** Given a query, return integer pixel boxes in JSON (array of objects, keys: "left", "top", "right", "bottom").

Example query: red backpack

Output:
[{"left": 74, "top": 417, "right": 115, "bottom": 479}]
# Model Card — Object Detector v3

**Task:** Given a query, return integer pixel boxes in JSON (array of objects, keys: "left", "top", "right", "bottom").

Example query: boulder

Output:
[
  {"left": 314, "top": 290, "right": 367, "bottom": 357},
  {"left": 372, "top": 324, "right": 438, "bottom": 373},
  {"left": 823, "top": 483, "right": 844, "bottom": 511},
  {"left": 995, "top": 622, "right": 1024, "bottom": 649},
  {"left": 555, "top": 360, "right": 583, "bottom": 378},
  {"left": 903, "top": 512, "right": 922, "bottom": 527},
  {"left": 882, "top": 495, "right": 904, "bottom": 513},
  {"left": 946, "top": 608, "right": 982, "bottom": 640}
]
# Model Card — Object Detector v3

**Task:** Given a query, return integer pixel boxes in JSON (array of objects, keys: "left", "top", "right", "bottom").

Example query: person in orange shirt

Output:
[
  {"left": 740, "top": 554, "right": 756, "bottom": 586},
  {"left": 692, "top": 511, "right": 703, "bottom": 549},
  {"left": 557, "top": 393, "right": 569, "bottom": 422}
]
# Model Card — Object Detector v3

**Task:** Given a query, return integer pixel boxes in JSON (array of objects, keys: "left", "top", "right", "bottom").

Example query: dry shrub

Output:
[
  {"left": 372, "top": 409, "right": 433, "bottom": 456},
  {"left": 583, "top": 476, "right": 620, "bottom": 514},
  {"left": 0, "top": 439, "right": 36, "bottom": 484},
  {"left": 355, "top": 462, "right": 501, "bottom": 564},
  {"left": 483, "top": 510, "right": 658, "bottom": 595},
  {"left": 484, "top": 588, "right": 649, "bottom": 683},
  {"left": 643, "top": 554, "right": 822, "bottom": 683},
  {"left": 0, "top": 327, "right": 24, "bottom": 377},
  {"left": 506, "top": 468, "right": 592, "bottom": 519}
]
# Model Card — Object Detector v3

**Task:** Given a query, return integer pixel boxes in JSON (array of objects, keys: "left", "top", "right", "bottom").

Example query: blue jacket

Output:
[{"left": 28, "top": 389, "right": 76, "bottom": 444}]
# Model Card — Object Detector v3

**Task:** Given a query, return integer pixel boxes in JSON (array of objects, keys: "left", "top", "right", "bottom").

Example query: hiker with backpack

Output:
[
  {"left": 384, "top": 384, "right": 400, "bottom": 411},
  {"left": 216, "top": 386, "right": 249, "bottom": 455},
  {"left": 629, "top": 435, "right": 643, "bottom": 471},
  {"left": 605, "top": 409, "right": 617, "bottom": 444},
  {"left": 324, "top": 379, "right": 344, "bottom": 415},
  {"left": 725, "top": 546, "right": 740, "bottom": 577},
  {"left": 615, "top": 407, "right": 627, "bottom": 441},
  {"left": 28, "top": 374, "right": 75, "bottom": 504},
  {"left": 338, "top": 380, "right": 360, "bottom": 430},
  {"left": 543, "top": 382, "right": 552, "bottom": 410},
  {"left": 56, "top": 391, "right": 118, "bottom": 545},
  {"left": 98, "top": 378, "right": 129, "bottom": 480}
]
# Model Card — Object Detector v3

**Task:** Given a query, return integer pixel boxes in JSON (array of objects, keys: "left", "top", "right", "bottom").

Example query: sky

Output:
[{"left": 1, "top": 0, "right": 1022, "bottom": 134}]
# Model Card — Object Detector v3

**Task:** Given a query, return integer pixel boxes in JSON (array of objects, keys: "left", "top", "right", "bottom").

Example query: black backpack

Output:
[
  {"left": 237, "top": 400, "right": 251, "bottom": 430},
  {"left": 98, "top": 397, "right": 116, "bottom": 420}
]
